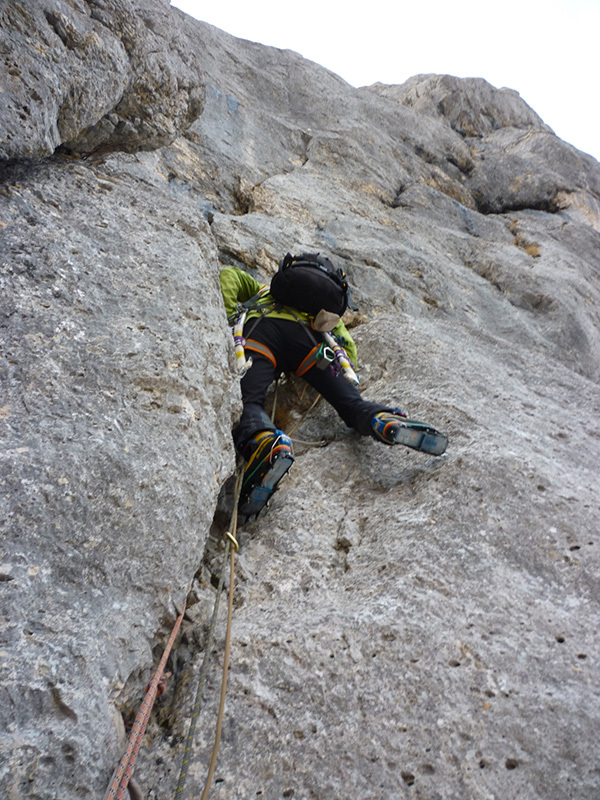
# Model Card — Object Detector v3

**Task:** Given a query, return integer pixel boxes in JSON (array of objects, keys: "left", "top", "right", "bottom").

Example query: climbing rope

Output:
[
  {"left": 270, "top": 379, "right": 279, "bottom": 423},
  {"left": 174, "top": 471, "right": 243, "bottom": 800},
  {"left": 287, "top": 393, "right": 322, "bottom": 437},
  {"left": 105, "top": 379, "right": 321, "bottom": 799},
  {"left": 103, "top": 472, "right": 242, "bottom": 800},
  {"left": 270, "top": 377, "right": 325, "bottom": 443},
  {"left": 199, "top": 500, "right": 239, "bottom": 800},
  {"left": 289, "top": 435, "right": 330, "bottom": 448},
  {"left": 102, "top": 599, "right": 187, "bottom": 800}
]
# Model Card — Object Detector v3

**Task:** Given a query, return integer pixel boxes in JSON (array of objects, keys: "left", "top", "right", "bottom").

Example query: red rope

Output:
[{"left": 103, "top": 600, "right": 187, "bottom": 800}]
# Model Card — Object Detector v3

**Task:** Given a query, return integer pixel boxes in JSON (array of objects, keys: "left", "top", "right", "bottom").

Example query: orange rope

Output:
[{"left": 103, "top": 599, "right": 187, "bottom": 800}]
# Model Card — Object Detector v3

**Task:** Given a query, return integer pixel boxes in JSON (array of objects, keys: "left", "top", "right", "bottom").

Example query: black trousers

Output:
[{"left": 233, "top": 317, "right": 391, "bottom": 452}]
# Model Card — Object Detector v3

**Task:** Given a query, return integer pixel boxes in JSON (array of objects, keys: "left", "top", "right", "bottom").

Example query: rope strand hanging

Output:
[
  {"left": 175, "top": 470, "right": 243, "bottom": 800},
  {"left": 102, "top": 600, "right": 187, "bottom": 800}
]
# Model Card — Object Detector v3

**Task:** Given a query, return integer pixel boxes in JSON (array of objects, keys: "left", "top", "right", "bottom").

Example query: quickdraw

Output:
[
  {"left": 231, "top": 286, "right": 272, "bottom": 376},
  {"left": 322, "top": 331, "right": 359, "bottom": 386},
  {"left": 232, "top": 310, "right": 252, "bottom": 375}
]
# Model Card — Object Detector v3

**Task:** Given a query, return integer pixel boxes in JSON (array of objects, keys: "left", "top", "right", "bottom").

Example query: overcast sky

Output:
[{"left": 171, "top": 0, "right": 599, "bottom": 163}]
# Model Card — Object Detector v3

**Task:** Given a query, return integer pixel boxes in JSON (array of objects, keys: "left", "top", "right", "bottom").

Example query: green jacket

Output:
[{"left": 219, "top": 266, "right": 358, "bottom": 366}]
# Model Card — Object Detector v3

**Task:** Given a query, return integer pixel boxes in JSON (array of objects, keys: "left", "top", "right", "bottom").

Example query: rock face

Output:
[
  {"left": 1, "top": 3, "right": 599, "bottom": 800},
  {"left": 0, "top": 0, "right": 203, "bottom": 158}
]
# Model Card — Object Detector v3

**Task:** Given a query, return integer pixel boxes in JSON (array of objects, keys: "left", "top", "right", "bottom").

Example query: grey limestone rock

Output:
[
  {"left": 0, "top": 0, "right": 204, "bottom": 159},
  {"left": 1, "top": 5, "right": 599, "bottom": 800},
  {"left": 0, "top": 154, "right": 237, "bottom": 797},
  {"left": 373, "top": 74, "right": 552, "bottom": 137},
  {"left": 367, "top": 74, "right": 600, "bottom": 225}
]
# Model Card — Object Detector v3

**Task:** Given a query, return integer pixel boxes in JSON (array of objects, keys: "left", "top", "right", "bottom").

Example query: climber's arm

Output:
[{"left": 218, "top": 267, "right": 263, "bottom": 321}]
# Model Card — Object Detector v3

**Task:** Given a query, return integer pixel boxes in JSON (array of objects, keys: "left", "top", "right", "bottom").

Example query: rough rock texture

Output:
[
  {"left": 0, "top": 0, "right": 203, "bottom": 159},
  {"left": 0, "top": 154, "right": 237, "bottom": 795},
  {"left": 378, "top": 74, "right": 553, "bottom": 136},
  {"left": 369, "top": 75, "right": 600, "bottom": 225},
  {"left": 1, "top": 4, "right": 599, "bottom": 800}
]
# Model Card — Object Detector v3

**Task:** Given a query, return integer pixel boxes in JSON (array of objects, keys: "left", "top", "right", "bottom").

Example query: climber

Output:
[{"left": 219, "top": 253, "right": 447, "bottom": 519}]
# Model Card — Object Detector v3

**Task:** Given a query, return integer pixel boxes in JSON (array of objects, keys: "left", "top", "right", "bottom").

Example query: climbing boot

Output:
[
  {"left": 371, "top": 411, "right": 448, "bottom": 456},
  {"left": 238, "top": 430, "right": 294, "bottom": 521}
]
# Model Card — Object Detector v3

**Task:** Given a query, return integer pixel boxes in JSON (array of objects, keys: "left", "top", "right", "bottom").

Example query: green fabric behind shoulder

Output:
[
  {"left": 218, "top": 266, "right": 358, "bottom": 366},
  {"left": 219, "top": 267, "right": 263, "bottom": 319}
]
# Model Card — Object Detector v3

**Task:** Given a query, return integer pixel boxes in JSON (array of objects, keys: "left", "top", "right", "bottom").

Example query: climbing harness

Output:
[
  {"left": 174, "top": 471, "right": 242, "bottom": 800},
  {"left": 102, "top": 599, "right": 188, "bottom": 800},
  {"left": 244, "top": 338, "right": 277, "bottom": 368},
  {"left": 230, "top": 288, "right": 357, "bottom": 385}
]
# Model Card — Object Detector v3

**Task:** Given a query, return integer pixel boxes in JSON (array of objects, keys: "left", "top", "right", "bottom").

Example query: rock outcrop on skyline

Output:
[{"left": 1, "top": 2, "right": 599, "bottom": 799}]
